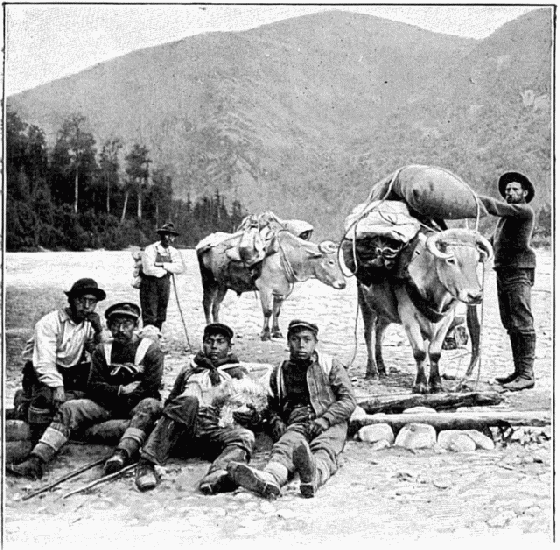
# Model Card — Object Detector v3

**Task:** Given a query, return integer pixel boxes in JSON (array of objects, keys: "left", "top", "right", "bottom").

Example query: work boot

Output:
[
  {"left": 293, "top": 441, "right": 318, "bottom": 498},
  {"left": 6, "top": 455, "right": 44, "bottom": 480},
  {"left": 496, "top": 334, "right": 519, "bottom": 385},
  {"left": 227, "top": 462, "right": 281, "bottom": 500},
  {"left": 104, "top": 449, "right": 129, "bottom": 475},
  {"left": 199, "top": 469, "right": 236, "bottom": 495},
  {"left": 135, "top": 460, "right": 160, "bottom": 492},
  {"left": 503, "top": 333, "right": 536, "bottom": 392}
]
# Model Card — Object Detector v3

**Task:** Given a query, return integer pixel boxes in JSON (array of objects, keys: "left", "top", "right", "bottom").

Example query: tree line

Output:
[{"left": 6, "top": 109, "right": 248, "bottom": 251}]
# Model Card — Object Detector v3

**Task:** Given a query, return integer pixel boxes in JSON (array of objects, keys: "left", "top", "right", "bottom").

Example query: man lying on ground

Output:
[
  {"left": 8, "top": 302, "right": 163, "bottom": 480},
  {"left": 17, "top": 278, "right": 106, "bottom": 442},
  {"left": 228, "top": 319, "right": 357, "bottom": 499},
  {"left": 135, "top": 323, "right": 262, "bottom": 494}
]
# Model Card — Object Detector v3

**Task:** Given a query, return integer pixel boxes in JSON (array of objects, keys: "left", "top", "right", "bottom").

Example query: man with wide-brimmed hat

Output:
[
  {"left": 228, "top": 319, "right": 357, "bottom": 499},
  {"left": 8, "top": 302, "right": 164, "bottom": 480},
  {"left": 16, "top": 278, "right": 107, "bottom": 441},
  {"left": 139, "top": 222, "right": 184, "bottom": 330},
  {"left": 134, "top": 322, "right": 261, "bottom": 494},
  {"left": 478, "top": 171, "right": 537, "bottom": 391}
]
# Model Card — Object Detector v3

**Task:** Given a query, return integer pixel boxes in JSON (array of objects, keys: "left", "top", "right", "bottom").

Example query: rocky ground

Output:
[{"left": 3, "top": 248, "right": 553, "bottom": 548}]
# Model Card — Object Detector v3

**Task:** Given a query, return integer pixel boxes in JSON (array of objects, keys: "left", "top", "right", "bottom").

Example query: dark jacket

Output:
[
  {"left": 88, "top": 336, "right": 163, "bottom": 413},
  {"left": 478, "top": 195, "right": 536, "bottom": 269},
  {"left": 269, "top": 351, "right": 357, "bottom": 428}
]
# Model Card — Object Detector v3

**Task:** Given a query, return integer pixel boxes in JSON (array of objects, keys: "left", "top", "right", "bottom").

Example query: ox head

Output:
[
  {"left": 308, "top": 240, "right": 346, "bottom": 290},
  {"left": 424, "top": 229, "right": 493, "bottom": 305}
]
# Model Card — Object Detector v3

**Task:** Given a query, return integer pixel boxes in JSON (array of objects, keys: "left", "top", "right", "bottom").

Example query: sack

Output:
[{"left": 132, "top": 250, "right": 143, "bottom": 289}]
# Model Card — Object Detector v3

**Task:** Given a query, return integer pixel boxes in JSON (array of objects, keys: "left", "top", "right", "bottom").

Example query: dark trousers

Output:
[
  {"left": 140, "top": 274, "right": 171, "bottom": 329},
  {"left": 496, "top": 268, "right": 535, "bottom": 336}
]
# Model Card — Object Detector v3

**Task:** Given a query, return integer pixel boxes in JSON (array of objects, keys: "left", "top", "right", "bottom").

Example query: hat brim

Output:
[
  {"left": 65, "top": 288, "right": 106, "bottom": 301},
  {"left": 106, "top": 309, "right": 140, "bottom": 320},
  {"left": 157, "top": 228, "right": 180, "bottom": 236},
  {"left": 204, "top": 323, "right": 234, "bottom": 340},
  {"left": 498, "top": 172, "right": 535, "bottom": 203}
]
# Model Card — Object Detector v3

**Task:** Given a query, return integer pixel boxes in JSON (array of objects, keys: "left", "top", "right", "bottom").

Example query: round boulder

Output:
[
  {"left": 394, "top": 423, "right": 436, "bottom": 450},
  {"left": 357, "top": 423, "right": 395, "bottom": 445}
]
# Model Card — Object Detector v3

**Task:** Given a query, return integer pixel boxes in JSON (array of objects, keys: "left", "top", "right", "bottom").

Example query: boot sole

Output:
[
  {"left": 299, "top": 481, "right": 317, "bottom": 498},
  {"left": 293, "top": 444, "right": 316, "bottom": 484},
  {"left": 104, "top": 457, "right": 126, "bottom": 476},
  {"left": 228, "top": 463, "right": 280, "bottom": 499}
]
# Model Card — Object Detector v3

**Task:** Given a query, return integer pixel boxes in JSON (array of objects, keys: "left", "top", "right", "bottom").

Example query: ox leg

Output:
[
  {"left": 464, "top": 305, "right": 481, "bottom": 378},
  {"left": 374, "top": 317, "right": 390, "bottom": 377},
  {"left": 202, "top": 284, "right": 218, "bottom": 325},
  {"left": 211, "top": 287, "right": 227, "bottom": 323},
  {"left": 358, "top": 283, "right": 379, "bottom": 380},
  {"left": 428, "top": 315, "right": 455, "bottom": 393},
  {"left": 402, "top": 324, "right": 428, "bottom": 394},
  {"left": 258, "top": 289, "right": 273, "bottom": 341},
  {"left": 271, "top": 294, "right": 284, "bottom": 339}
]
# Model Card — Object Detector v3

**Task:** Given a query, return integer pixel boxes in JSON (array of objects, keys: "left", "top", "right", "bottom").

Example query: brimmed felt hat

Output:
[
  {"left": 287, "top": 319, "right": 319, "bottom": 338},
  {"left": 203, "top": 323, "right": 234, "bottom": 340},
  {"left": 156, "top": 222, "right": 180, "bottom": 236},
  {"left": 105, "top": 302, "right": 141, "bottom": 321},
  {"left": 64, "top": 278, "right": 106, "bottom": 301},
  {"left": 498, "top": 172, "right": 535, "bottom": 203}
]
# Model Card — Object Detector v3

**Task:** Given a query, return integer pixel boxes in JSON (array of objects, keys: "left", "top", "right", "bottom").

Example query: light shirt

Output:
[
  {"left": 22, "top": 309, "right": 96, "bottom": 388},
  {"left": 141, "top": 241, "right": 184, "bottom": 278}
]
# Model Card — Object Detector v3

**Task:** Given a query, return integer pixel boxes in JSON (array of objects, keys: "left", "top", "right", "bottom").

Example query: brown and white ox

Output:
[
  {"left": 197, "top": 231, "right": 346, "bottom": 340},
  {"left": 357, "top": 228, "right": 492, "bottom": 394}
]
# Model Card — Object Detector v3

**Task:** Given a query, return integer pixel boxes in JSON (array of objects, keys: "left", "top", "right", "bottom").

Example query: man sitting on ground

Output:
[
  {"left": 8, "top": 303, "right": 163, "bottom": 480},
  {"left": 135, "top": 323, "right": 260, "bottom": 494},
  {"left": 228, "top": 319, "right": 357, "bottom": 498}
]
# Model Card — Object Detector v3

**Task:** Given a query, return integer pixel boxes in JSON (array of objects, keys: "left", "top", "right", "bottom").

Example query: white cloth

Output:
[
  {"left": 22, "top": 309, "right": 96, "bottom": 388},
  {"left": 141, "top": 241, "right": 184, "bottom": 278}
]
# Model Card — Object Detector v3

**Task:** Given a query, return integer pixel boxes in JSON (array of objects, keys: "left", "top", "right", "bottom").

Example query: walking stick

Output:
[
  {"left": 171, "top": 273, "right": 192, "bottom": 351},
  {"left": 61, "top": 462, "right": 138, "bottom": 499},
  {"left": 21, "top": 456, "right": 108, "bottom": 501}
]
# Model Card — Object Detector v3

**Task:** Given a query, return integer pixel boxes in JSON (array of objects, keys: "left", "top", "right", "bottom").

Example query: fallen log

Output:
[
  {"left": 350, "top": 410, "right": 550, "bottom": 434},
  {"left": 357, "top": 392, "right": 504, "bottom": 414}
]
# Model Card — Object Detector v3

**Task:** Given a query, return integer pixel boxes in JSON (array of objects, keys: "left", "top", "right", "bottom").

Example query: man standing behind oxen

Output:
[
  {"left": 135, "top": 323, "right": 259, "bottom": 494},
  {"left": 228, "top": 320, "right": 357, "bottom": 499},
  {"left": 140, "top": 223, "right": 184, "bottom": 331},
  {"left": 478, "top": 172, "right": 537, "bottom": 391},
  {"left": 17, "top": 278, "right": 106, "bottom": 441},
  {"left": 8, "top": 303, "right": 163, "bottom": 480}
]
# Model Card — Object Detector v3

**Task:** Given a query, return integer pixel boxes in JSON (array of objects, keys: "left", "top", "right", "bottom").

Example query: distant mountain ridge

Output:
[{"left": 8, "top": 8, "right": 551, "bottom": 238}]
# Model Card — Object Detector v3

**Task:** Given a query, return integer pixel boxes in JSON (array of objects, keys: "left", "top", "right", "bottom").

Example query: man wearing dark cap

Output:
[
  {"left": 135, "top": 323, "right": 258, "bottom": 494},
  {"left": 17, "top": 278, "right": 106, "bottom": 441},
  {"left": 8, "top": 302, "right": 163, "bottom": 480},
  {"left": 140, "top": 222, "right": 184, "bottom": 330},
  {"left": 478, "top": 172, "right": 537, "bottom": 391},
  {"left": 228, "top": 319, "right": 357, "bottom": 499}
]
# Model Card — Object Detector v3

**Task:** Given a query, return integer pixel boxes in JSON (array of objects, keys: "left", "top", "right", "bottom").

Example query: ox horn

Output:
[
  {"left": 319, "top": 240, "right": 338, "bottom": 254},
  {"left": 425, "top": 233, "right": 454, "bottom": 260},
  {"left": 476, "top": 234, "right": 494, "bottom": 262}
]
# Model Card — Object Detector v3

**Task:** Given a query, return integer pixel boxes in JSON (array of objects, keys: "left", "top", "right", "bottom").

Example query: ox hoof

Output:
[
  {"left": 412, "top": 384, "right": 429, "bottom": 395},
  {"left": 364, "top": 372, "right": 379, "bottom": 381},
  {"left": 271, "top": 331, "right": 283, "bottom": 339},
  {"left": 429, "top": 384, "right": 444, "bottom": 394}
]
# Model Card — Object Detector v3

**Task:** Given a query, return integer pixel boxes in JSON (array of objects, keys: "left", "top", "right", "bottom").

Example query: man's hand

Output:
[
  {"left": 270, "top": 418, "right": 287, "bottom": 442},
  {"left": 119, "top": 380, "right": 142, "bottom": 395},
  {"left": 232, "top": 406, "right": 261, "bottom": 428},
  {"left": 52, "top": 387, "right": 66, "bottom": 408},
  {"left": 86, "top": 312, "right": 103, "bottom": 333},
  {"left": 307, "top": 417, "right": 329, "bottom": 439}
]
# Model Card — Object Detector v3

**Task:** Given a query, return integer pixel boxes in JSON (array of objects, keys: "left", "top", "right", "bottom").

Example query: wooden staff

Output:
[
  {"left": 62, "top": 462, "right": 138, "bottom": 499},
  {"left": 22, "top": 456, "right": 108, "bottom": 501}
]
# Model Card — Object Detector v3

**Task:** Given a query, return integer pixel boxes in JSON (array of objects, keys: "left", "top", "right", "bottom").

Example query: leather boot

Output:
[
  {"left": 227, "top": 461, "right": 284, "bottom": 499},
  {"left": 104, "top": 449, "right": 129, "bottom": 475},
  {"left": 135, "top": 459, "right": 160, "bottom": 492},
  {"left": 7, "top": 455, "right": 45, "bottom": 480},
  {"left": 496, "top": 334, "right": 519, "bottom": 385},
  {"left": 293, "top": 441, "right": 318, "bottom": 498},
  {"left": 504, "top": 333, "right": 536, "bottom": 391},
  {"left": 199, "top": 446, "right": 246, "bottom": 495}
]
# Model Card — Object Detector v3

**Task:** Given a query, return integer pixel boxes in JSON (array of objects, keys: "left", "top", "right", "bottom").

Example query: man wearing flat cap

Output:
[
  {"left": 478, "top": 172, "right": 537, "bottom": 391},
  {"left": 228, "top": 319, "right": 357, "bottom": 499},
  {"left": 8, "top": 302, "right": 163, "bottom": 480},
  {"left": 16, "top": 278, "right": 106, "bottom": 441},
  {"left": 140, "top": 222, "right": 184, "bottom": 330},
  {"left": 135, "top": 323, "right": 259, "bottom": 494}
]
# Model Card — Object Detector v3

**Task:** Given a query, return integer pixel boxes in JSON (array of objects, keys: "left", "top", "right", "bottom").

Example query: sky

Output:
[{"left": 5, "top": 3, "right": 539, "bottom": 96}]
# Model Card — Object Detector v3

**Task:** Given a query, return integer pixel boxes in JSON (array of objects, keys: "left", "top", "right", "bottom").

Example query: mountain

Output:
[{"left": 8, "top": 8, "right": 551, "bottom": 239}]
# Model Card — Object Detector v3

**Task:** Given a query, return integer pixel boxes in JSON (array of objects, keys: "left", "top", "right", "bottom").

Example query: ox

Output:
[
  {"left": 197, "top": 231, "right": 346, "bottom": 340},
  {"left": 356, "top": 228, "right": 492, "bottom": 394}
]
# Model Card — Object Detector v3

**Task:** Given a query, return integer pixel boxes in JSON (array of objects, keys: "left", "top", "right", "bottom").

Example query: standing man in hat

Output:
[
  {"left": 135, "top": 323, "right": 259, "bottom": 494},
  {"left": 140, "top": 222, "right": 184, "bottom": 330},
  {"left": 228, "top": 319, "right": 357, "bottom": 499},
  {"left": 8, "top": 302, "right": 163, "bottom": 480},
  {"left": 478, "top": 172, "right": 537, "bottom": 391},
  {"left": 17, "top": 278, "right": 107, "bottom": 440}
]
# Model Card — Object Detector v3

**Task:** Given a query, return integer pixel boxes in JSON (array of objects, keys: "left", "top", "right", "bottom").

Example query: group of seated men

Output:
[{"left": 8, "top": 277, "right": 358, "bottom": 499}]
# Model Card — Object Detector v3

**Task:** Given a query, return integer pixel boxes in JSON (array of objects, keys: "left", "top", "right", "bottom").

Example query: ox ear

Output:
[{"left": 318, "top": 240, "right": 338, "bottom": 254}]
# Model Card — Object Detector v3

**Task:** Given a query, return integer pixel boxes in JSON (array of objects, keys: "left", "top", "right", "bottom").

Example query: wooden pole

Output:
[
  {"left": 350, "top": 410, "right": 551, "bottom": 433},
  {"left": 62, "top": 462, "right": 137, "bottom": 499}
]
